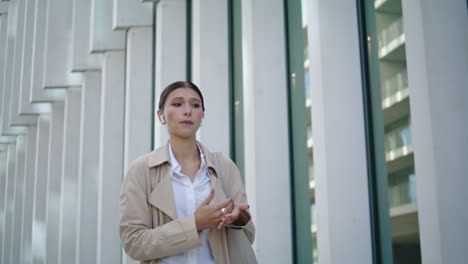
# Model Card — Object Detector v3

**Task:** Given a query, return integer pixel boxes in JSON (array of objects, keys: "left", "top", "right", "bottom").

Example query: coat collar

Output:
[{"left": 147, "top": 141, "right": 220, "bottom": 177}]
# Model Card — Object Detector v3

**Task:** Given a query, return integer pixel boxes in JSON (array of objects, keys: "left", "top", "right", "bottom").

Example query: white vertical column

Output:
[
  {"left": 123, "top": 26, "right": 152, "bottom": 264},
  {"left": 9, "top": 0, "right": 37, "bottom": 125},
  {"left": 76, "top": 71, "right": 101, "bottom": 264},
  {"left": 402, "top": 1, "right": 468, "bottom": 263},
  {"left": 0, "top": 150, "right": 7, "bottom": 261},
  {"left": 2, "top": 142, "right": 17, "bottom": 264},
  {"left": 154, "top": 0, "right": 187, "bottom": 146},
  {"left": 58, "top": 88, "right": 82, "bottom": 264},
  {"left": 124, "top": 26, "right": 153, "bottom": 167},
  {"left": 307, "top": 1, "right": 373, "bottom": 263},
  {"left": 1, "top": 0, "right": 17, "bottom": 133},
  {"left": 11, "top": 135, "right": 27, "bottom": 264},
  {"left": 0, "top": 2, "right": 8, "bottom": 14},
  {"left": 113, "top": 0, "right": 152, "bottom": 30},
  {"left": 45, "top": 102, "right": 65, "bottom": 264},
  {"left": 241, "top": 0, "right": 292, "bottom": 262},
  {"left": 21, "top": 125, "right": 37, "bottom": 264},
  {"left": 29, "top": 0, "right": 65, "bottom": 102},
  {"left": 97, "top": 51, "right": 125, "bottom": 264},
  {"left": 18, "top": 0, "right": 50, "bottom": 114},
  {"left": 90, "top": 0, "right": 126, "bottom": 53},
  {"left": 1, "top": 0, "right": 28, "bottom": 135},
  {"left": 32, "top": 114, "right": 51, "bottom": 264},
  {"left": 0, "top": 14, "right": 8, "bottom": 117},
  {"left": 191, "top": 0, "right": 230, "bottom": 154},
  {"left": 71, "top": 0, "right": 103, "bottom": 71},
  {"left": 43, "top": 0, "right": 82, "bottom": 87},
  {"left": 0, "top": 150, "right": 6, "bottom": 259}
]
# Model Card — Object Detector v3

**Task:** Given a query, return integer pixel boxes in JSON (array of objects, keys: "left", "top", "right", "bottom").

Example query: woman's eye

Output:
[
  {"left": 192, "top": 103, "right": 200, "bottom": 108},
  {"left": 172, "top": 103, "right": 182, "bottom": 107}
]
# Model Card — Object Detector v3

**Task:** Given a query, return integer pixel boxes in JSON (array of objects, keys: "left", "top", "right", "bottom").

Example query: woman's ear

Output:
[{"left": 157, "top": 110, "right": 165, "bottom": 124}]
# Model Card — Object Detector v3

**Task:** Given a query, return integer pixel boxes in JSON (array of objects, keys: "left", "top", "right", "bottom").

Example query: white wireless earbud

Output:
[{"left": 160, "top": 116, "right": 166, "bottom": 124}]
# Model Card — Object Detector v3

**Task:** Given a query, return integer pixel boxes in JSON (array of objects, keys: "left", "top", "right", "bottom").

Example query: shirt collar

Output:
[
  {"left": 148, "top": 141, "right": 219, "bottom": 178},
  {"left": 168, "top": 142, "right": 207, "bottom": 176}
]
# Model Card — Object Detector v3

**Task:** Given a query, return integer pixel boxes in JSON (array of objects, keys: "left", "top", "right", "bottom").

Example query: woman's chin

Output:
[{"left": 170, "top": 130, "right": 198, "bottom": 140}]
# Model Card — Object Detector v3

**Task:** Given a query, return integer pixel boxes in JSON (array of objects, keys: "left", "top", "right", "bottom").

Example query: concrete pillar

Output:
[
  {"left": 9, "top": 0, "right": 37, "bottom": 125},
  {"left": 0, "top": 2, "right": 8, "bottom": 14},
  {"left": 122, "top": 26, "right": 152, "bottom": 264},
  {"left": 21, "top": 125, "right": 37, "bottom": 264},
  {"left": 90, "top": 0, "right": 126, "bottom": 53},
  {"left": 18, "top": 0, "right": 50, "bottom": 115},
  {"left": 1, "top": 0, "right": 28, "bottom": 135},
  {"left": 191, "top": 0, "right": 230, "bottom": 154},
  {"left": 29, "top": 0, "right": 66, "bottom": 102},
  {"left": 76, "top": 71, "right": 101, "bottom": 264},
  {"left": 58, "top": 88, "right": 82, "bottom": 264},
  {"left": 97, "top": 51, "right": 125, "bottom": 264},
  {"left": 0, "top": 14, "right": 7, "bottom": 119},
  {"left": 1, "top": 0, "right": 17, "bottom": 133},
  {"left": 1, "top": 142, "right": 17, "bottom": 264},
  {"left": 306, "top": 1, "right": 373, "bottom": 263},
  {"left": 71, "top": 0, "right": 103, "bottom": 72},
  {"left": 241, "top": 0, "right": 292, "bottom": 262},
  {"left": 124, "top": 26, "right": 153, "bottom": 168},
  {"left": 43, "top": 0, "right": 82, "bottom": 88},
  {"left": 154, "top": 0, "right": 187, "bottom": 146},
  {"left": 0, "top": 150, "right": 7, "bottom": 261},
  {"left": 45, "top": 102, "right": 65, "bottom": 264},
  {"left": 11, "top": 135, "right": 26, "bottom": 264},
  {"left": 4, "top": 143, "right": 17, "bottom": 262},
  {"left": 113, "top": 0, "right": 152, "bottom": 30},
  {"left": 402, "top": 0, "right": 468, "bottom": 263},
  {"left": 32, "top": 114, "right": 51, "bottom": 264}
]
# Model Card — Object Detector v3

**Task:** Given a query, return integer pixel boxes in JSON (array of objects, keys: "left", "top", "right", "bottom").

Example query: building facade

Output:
[{"left": 0, "top": 0, "right": 467, "bottom": 263}]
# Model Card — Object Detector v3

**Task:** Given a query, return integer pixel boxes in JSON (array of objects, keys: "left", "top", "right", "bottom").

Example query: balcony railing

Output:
[
  {"left": 378, "top": 17, "right": 405, "bottom": 59},
  {"left": 382, "top": 70, "right": 409, "bottom": 108}
]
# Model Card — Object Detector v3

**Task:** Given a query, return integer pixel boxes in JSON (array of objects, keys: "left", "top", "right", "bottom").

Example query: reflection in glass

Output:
[
  {"left": 301, "top": 0, "right": 318, "bottom": 262},
  {"left": 366, "top": 0, "right": 422, "bottom": 263}
]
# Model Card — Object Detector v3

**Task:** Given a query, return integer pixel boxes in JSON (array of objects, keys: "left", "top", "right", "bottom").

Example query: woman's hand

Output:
[
  {"left": 194, "top": 190, "right": 232, "bottom": 231},
  {"left": 217, "top": 201, "right": 250, "bottom": 229}
]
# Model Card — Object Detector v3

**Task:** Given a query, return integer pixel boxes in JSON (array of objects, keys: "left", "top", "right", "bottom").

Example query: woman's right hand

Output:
[{"left": 194, "top": 190, "right": 232, "bottom": 231}]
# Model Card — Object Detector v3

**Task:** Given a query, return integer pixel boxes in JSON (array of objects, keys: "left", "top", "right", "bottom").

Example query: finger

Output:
[
  {"left": 223, "top": 200, "right": 234, "bottom": 214},
  {"left": 213, "top": 199, "right": 232, "bottom": 210},
  {"left": 200, "top": 189, "right": 215, "bottom": 206},
  {"left": 218, "top": 218, "right": 231, "bottom": 229},
  {"left": 214, "top": 209, "right": 223, "bottom": 219},
  {"left": 236, "top": 203, "right": 250, "bottom": 211},
  {"left": 221, "top": 216, "right": 234, "bottom": 227}
]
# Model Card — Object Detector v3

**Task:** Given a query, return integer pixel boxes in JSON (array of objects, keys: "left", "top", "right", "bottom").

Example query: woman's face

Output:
[{"left": 159, "top": 88, "right": 204, "bottom": 140}]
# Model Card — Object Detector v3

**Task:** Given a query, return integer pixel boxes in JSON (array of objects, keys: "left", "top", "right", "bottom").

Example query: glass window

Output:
[
  {"left": 285, "top": 0, "right": 316, "bottom": 262},
  {"left": 361, "top": 0, "right": 421, "bottom": 263},
  {"left": 228, "top": 0, "right": 244, "bottom": 178}
]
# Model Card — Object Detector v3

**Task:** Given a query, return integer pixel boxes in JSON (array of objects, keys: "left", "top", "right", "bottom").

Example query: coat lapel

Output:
[
  {"left": 148, "top": 171, "right": 177, "bottom": 221},
  {"left": 210, "top": 172, "right": 228, "bottom": 204}
]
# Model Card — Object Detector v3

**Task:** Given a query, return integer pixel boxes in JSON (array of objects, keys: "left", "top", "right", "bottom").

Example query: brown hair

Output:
[{"left": 158, "top": 81, "right": 205, "bottom": 112}]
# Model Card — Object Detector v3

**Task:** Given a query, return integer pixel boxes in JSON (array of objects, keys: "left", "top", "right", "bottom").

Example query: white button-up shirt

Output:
[{"left": 160, "top": 143, "right": 215, "bottom": 264}]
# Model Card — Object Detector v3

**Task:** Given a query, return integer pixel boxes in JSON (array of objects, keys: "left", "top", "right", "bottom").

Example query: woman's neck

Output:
[{"left": 169, "top": 136, "right": 200, "bottom": 163}]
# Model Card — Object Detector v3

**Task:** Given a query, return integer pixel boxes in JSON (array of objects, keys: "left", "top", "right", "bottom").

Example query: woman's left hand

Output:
[{"left": 217, "top": 201, "right": 250, "bottom": 229}]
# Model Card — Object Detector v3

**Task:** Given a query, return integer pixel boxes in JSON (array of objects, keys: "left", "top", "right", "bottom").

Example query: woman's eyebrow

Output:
[{"left": 170, "top": 97, "right": 201, "bottom": 102}]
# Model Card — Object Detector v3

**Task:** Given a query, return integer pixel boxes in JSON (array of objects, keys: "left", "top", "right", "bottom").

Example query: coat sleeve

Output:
[
  {"left": 119, "top": 157, "right": 202, "bottom": 261},
  {"left": 222, "top": 155, "right": 256, "bottom": 244}
]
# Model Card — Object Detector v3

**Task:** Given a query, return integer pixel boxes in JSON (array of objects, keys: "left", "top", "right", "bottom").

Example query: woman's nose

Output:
[{"left": 183, "top": 104, "right": 191, "bottom": 115}]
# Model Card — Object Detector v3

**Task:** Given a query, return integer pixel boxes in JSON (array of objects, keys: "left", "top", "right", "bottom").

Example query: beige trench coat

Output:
[{"left": 120, "top": 142, "right": 255, "bottom": 264}]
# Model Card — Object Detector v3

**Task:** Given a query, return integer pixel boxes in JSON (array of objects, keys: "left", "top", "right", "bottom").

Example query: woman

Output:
[{"left": 120, "top": 81, "right": 255, "bottom": 264}]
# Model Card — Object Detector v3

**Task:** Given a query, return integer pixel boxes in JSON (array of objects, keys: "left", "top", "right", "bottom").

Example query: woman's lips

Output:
[{"left": 180, "top": 120, "right": 193, "bottom": 125}]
